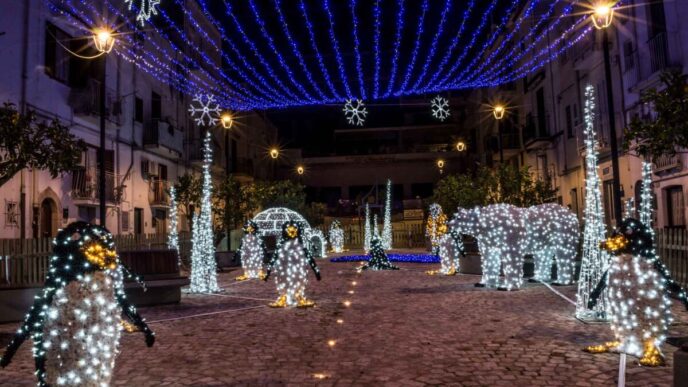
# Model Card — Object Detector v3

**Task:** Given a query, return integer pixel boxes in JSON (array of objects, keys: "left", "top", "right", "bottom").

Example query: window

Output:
[
  {"left": 78, "top": 206, "right": 96, "bottom": 223},
  {"left": 135, "top": 97, "right": 144, "bottom": 123},
  {"left": 603, "top": 180, "right": 618, "bottom": 227},
  {"left": 121, "top": 211, "right": 130, "bottom": 232},
  {"left": 4, "top": 201, "right": 18, "bottom": 227},
  {"left": 570, "top": 188, "right": 579, "bottom": 217},
  {"left": 565, "top": 105, "right": 574, "bottom": 138},
  {"left": 666, "top": 186, "right": 685, "bottom": 228},
  {"left": 623, "top": 40, "right": 635, "bottom": 71},
  {"left": 44, "top": 23, "right": 70, "bottom": 83}
]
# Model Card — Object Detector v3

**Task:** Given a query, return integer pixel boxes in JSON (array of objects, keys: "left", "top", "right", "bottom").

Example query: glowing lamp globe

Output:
[
  {"left": 591, "top": 3, "right": 614, "bottom": 30},
  {"left": 93, "top": 28, "right": 115, "bottom": 53},
  {"left": 220, "top": 113, "right": 233, "bottom": 129},
  {"left": 296, "top": 165, "right": 305, "bottom": 175},
  {"left": 456, "top": 141, "right": 466, "bottom": 152},
  {"left": 493, "top": 105, "right": 506, "bottom": 120},
  {"left": 436, "top": 159, "right": 445, "bottom": 169},
  {"left": 269, "top": 148, "right": 279, "bottom": 159}
]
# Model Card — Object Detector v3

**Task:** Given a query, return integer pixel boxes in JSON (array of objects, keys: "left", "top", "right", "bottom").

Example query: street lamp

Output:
[
  {"left": 436, "top": 159, "right": 445, "bottom": 173},
  {"left": 296, "top": 165, "right": 305, "bottom": 175},
  {"left": 92, "top": 28, "right": 115, "bottom": 53},
  {"left": 269, "top": 148, "right": 279, "bottom": 159},
  {"left": 220, "top": 112, "right": 233, "bottom": 129},
  {"left": 591, "top": 4, "right": 614, "bottom": 30},
  {"left": 92, "top": 26, "right": 115, "bottom": 227},
  {"left": 220, "top": 112, "right": 233, "bottom": 173},
  {"left": 493, "top": 104, "right": 506, "bottom": 163},
  {"left": 456, "top": 141, "right": 466, "bottom": 152},
  {"left": 493, "top": 105, "right": 506, "bottom": 120},
  {"left": 591, "top": 1, "right": 623, "bottom": 226}
]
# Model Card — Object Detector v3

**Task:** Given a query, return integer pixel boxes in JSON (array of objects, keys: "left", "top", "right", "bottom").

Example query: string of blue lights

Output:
[{"left": 50, "top": 0, "right": 589, "bottom": 111}]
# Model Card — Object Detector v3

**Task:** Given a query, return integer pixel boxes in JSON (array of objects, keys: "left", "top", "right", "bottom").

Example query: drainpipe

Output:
[{"left": 18, "top": 0, "right": 30, "bottom": 239}]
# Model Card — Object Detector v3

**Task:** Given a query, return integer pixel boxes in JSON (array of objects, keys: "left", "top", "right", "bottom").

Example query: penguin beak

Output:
[
  {"left": 83, "top": 242, "right": 119, "bottom": 270},
  {"left": 600, "top": 234, "right": 628, "bottom": 254}
]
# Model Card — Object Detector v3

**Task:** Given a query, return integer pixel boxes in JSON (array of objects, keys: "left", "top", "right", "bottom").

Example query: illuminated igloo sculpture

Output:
[{"left": 252, "top": 207, "right": 327, "bottom": 258}]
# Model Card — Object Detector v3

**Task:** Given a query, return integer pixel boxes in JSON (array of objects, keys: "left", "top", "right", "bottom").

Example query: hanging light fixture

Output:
[
  {"left": 92, "top": 27, "right": 115, "bottom": 53},
  {"left": 591, "top": 2, "right": 614, "bottom": 30}
]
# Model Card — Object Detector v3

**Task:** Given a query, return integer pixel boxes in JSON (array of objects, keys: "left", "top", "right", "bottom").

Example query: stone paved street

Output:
[{"left": 0, "top": 256, "right": 686, "bottom": 386}]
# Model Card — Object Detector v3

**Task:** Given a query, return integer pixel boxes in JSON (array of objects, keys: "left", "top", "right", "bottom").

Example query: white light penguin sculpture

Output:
[
  {"left": 264, "top": 221, "right": 321, "bottom": 308},
  {"left": 0, "top": 222, "right": 155, "bottom": 387},
  {"left": 585, "top": 219, "right": 672, "bottom": 366},
  {"left": 235, "top": 220, "right": 267, "bottom": 281}
]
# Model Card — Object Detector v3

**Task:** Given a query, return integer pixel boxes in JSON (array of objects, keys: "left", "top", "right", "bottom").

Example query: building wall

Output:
[
  {"left": 470, "top": 0, "right": 687, "bottom": 229},
  {"left": 0, "top": 0, "right": 276, "bottom": 239}
]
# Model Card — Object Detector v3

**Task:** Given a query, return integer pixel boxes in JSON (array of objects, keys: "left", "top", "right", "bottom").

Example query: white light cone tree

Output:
[
  {"left": 363, "top": 203, "right": 371, "bottom": 252},
  {"left": 575, "top": 84, "right": 611, "bottom": 320},
  {"left": 167, "top": 185, "right": 180, "bottom": 264},
  {"left": 189, "top": 131, "right": 219, "bottom": 293},
  {"left": 382, "top": 179, "right": 393, "bottom": 249}
]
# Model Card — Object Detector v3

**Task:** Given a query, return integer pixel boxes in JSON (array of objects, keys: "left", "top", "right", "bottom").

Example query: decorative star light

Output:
[
  {"left": 430, "top": 95, "right": 451, "bottom": 121},
  {"left": 124, "top": 0, "right": 161, "bottom": 26},
  {"left": 188, "top": 94, "right": 221, "bottom": 126},
  {"left": 343, "top": 99, "right": 367, "bottom": 126}
]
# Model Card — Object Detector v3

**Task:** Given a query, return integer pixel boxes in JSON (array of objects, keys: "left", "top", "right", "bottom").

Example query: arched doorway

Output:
[{"left": 40, "top": 198, "right": 57, "bottom": 238}]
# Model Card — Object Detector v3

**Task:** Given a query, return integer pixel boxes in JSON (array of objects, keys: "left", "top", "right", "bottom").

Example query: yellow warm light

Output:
[
  {"left": 296, "top": 165, "right": 305, "bottom": 175},
  {"left": 92, "top": 28, "right": 115, "bottom": 53},
  {"left": 351, "top": 281, "right": 357, "bottom": 286},
  {"left": 327, "top": 339, "right": 336, "bottom": 347},
  {"left": 220, "top": 113, "right": 233, "bottom": 129},
  {"left": 493, "top": 105, "right": 506, "bottom": 120},
  {"left": 436, "top": 159, "right": 445, "bottom": 169},
  {"left": 313, "top": 373, "right": 329, "bottom": 380},
  {"left": 336, "top": 319, "right": 344, "bottom": 324},
  {"left": 269, "top": 148, "right": 279, "bottom": 159},
  {"left": 591, "top": 3, "right": 614, "bottom": 30},
  {"left": 456, "top": 141, "right": 466, "bottom": 152},
  {"left": 82, "top": 242, "right": 117, "bottom": 270},
  {"left": 343, "top": 300, "right": 351, "bottom": 307},
  {"left": 348, "top": 290, "right": 354, "bottom": 294}
]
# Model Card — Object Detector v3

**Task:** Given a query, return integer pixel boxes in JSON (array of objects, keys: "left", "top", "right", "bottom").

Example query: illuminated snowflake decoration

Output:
[
  {"left": 188, "top": 94, "right": 221, "bottom": 126},
  {"left": 124, "top": 0, "right": 161, "bottom": 26},
  {"left": 431, "top": 95, "right": 451, "bottom": 122},
  {"left": 343, "top": 99, "right": 368, "bottom": 126}
]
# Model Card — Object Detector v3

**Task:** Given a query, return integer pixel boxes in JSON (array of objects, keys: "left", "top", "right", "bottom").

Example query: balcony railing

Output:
[
  {"left": 649, "top": 33, "right": 669, "bottom": 74},
  {"left": 67, "top": 78, "right": 116, "bottom": 120},
  {"left": 143, "top": 119, "right": 184, "bottom": 157},
  {"left": 653, "top": 154, "right": 682, "bottom": 173},
  {"left": 71, "top": 168, "right": 117, "bottom": 202},
  {"left": 149, "top": 179, "right": 170, "bottom": 207},
  {"left": 231, "top": 158, "right": 254, "bottom": 176}
]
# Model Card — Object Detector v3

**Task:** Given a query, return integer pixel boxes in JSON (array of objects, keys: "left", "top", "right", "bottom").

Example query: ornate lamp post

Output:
[
  {"left": 92, "top": 27, "right": 115, "bottom": 226},
  {"left": 493, "top": 104, "right": 506, "bottom": 163},
  {"left": 592, "top": 1, "right": 623, "bottom": 226}
]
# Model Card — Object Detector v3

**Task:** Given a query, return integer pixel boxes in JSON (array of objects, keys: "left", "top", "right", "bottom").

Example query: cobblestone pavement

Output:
[{"left": 0, "top": 254, "right": 686, "bottom": 386}]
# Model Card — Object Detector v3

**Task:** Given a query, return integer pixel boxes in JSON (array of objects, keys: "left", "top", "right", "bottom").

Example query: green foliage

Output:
[
  {"left": 431, "top": 164, "right": 557, "bottom": 212},
  {"left": 252, "top": 180, "right": 307, "bottom": 210},
  {"left": 0, "top": 102, "right": 86, "bottom": 188},
  {"left": 624, "top": 70, "right": 688, "bottom": 158},
  {"left": 173, "top": 173, "right": 202, "bottom": 225}
]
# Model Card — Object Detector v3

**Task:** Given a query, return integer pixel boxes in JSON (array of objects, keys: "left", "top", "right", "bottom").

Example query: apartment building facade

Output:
[
  {"left": 0, "top": 0, "right": 276, "bottom": 239},
  {"left": 469, "top": 0, "right": 687, "bottom": 229}
]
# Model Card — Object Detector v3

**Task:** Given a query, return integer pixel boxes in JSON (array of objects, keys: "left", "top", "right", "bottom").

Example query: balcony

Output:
[
  {"left": 648, "top": 33, "right": 669, "bottom": 75},
  {"left": 148, "top": 179, "right": 170, "bottom": 208},
  {"left": 67, "top": 78, "right": 117, "bottom": 122},
  {"left": 653, "top": 154, "right": 682, "bottom": 174},
  {"left": 490, "top": 133, "right": 521, "bottom": 159},
  {"left": 523, "top": 122, "right": 553, "bottom": 151},
  {"left": 231, "top": 158, "right": 255, "bottom": 181},
  {"left": 143, "top": 120, "right": 184, "bottom": 158},
  {"left": 71, "top": 168, "right": 118, "bottom": 204}
]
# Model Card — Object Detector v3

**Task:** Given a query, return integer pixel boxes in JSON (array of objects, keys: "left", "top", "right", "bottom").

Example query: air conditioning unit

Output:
[{"left": 142, "top": 160, "right": 159, "bottom": 178}]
